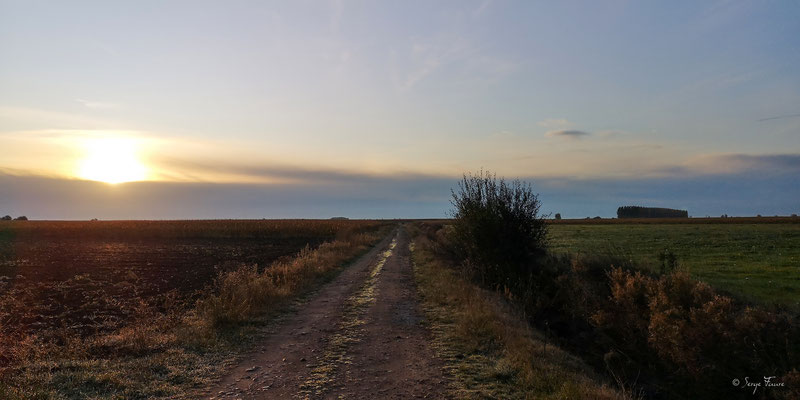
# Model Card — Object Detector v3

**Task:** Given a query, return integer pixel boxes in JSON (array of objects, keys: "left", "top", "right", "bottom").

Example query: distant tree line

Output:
[
  {"left": 617, "top": 205, "right": 688, "bottom": 219},
  {"left": 1, "top": 215, "right": 27, "bottom": 221}
]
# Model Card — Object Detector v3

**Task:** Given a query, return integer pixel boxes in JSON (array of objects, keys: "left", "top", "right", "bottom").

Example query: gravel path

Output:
[{"left": 205, "top": 227, "right": 449, "bottom": 399}]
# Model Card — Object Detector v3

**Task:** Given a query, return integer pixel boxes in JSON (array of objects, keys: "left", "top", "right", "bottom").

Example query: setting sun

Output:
[{"left": 78, "top": 137, "right": 148, "bottom": 184}]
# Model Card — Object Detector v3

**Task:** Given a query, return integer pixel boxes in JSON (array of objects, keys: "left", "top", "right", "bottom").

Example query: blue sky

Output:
[{"left": 1, "top": 1, "right": 799, "bottom": 219}]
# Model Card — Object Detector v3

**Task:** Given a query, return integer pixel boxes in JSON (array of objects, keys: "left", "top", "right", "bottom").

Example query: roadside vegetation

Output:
[
  {"left": 415, "top": 170, "right": 799, "bottom": 399},
  {"left": 0, "top": 220, "right": 389, "bottom": 399},
  {"left": 410, "top": 224, "right": 622, "bottom": 399}
]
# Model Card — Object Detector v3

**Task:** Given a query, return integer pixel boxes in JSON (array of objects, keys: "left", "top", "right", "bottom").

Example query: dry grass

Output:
[
  {"left": 409, "top": 224, "right": 625, "bottom": 400},
  {"left": 187, "top": 232, "right": 385, "bottom": 338},
  {"left": 0, "top": 226, "right": 389, "bottom": 399}
]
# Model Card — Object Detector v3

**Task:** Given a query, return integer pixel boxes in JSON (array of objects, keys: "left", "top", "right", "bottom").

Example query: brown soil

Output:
[
  {"left": 0, "top": 237, "right": 318, "bottom": 337},
  {"left": 205, "top": 227, "right": 450, "bottom": 399}
]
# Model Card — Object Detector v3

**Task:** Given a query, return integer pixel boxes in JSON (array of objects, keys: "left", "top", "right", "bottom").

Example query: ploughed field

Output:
[
  {"left": 0, "top": 220, "right": 382, "bottom": 341},
  {"left": 548, "top": 219, "right": 800, "bottom": 306}
]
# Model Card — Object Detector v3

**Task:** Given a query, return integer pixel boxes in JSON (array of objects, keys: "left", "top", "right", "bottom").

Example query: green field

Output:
[{"left": 548, "top": 223, "right": 800, "bottom": 307}]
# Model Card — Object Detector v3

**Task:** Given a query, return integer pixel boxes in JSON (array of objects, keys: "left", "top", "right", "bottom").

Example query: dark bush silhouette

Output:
[
  {"left": 14, "top": 216, "right": 27, "bottom": 221},
  {"left": 449, "top": 170, "right": 548, "bottom": 290},
  {"left": 1, "top": 215, "right": 11, "bottom": 221},
  {"left": 617, "top": 205, "right": 688, "bottom": 218},
  {"left": 554, "top": 213, "right": 561, "bottom": 220}
]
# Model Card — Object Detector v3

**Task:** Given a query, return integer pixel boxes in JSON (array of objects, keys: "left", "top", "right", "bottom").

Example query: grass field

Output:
[{"left": 548, "top": 222, "right": 800, "bottom": 306}]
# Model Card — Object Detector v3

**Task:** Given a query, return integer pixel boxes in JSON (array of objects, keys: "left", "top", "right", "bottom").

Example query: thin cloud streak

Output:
[
  {"left": 648, "top": 154, "right": 800, "bottom": 179},
  {"left": 537, "top": 118, "right": 572, "bottom": 128},
  {"left": 75, "top": 99, "right": 119, "bottom": 110},
  {"left": 545, "top": 129, "right": 590, "bottom": 139},
  {"left": 150, "top": 156, "right": 452, "bottom": 186},
  {"left": 757, "top": 113, "right": 800, "bottom": 122}
]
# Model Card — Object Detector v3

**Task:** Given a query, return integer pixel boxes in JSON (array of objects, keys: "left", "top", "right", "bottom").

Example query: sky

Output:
[{"left": 1, "top": 0, "right": 799, "bottom": 219}]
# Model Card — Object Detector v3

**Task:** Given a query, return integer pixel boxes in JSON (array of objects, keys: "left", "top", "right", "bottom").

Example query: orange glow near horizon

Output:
[{"left": 77, "top": 137, "right": 148, "bottom": 184}]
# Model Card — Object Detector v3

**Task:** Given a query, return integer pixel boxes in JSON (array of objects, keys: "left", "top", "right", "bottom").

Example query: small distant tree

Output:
[
  {"left": 657, "top": 248, "right": 678, "bottom": 275},
  {"left": 554, "top": 213, "right": 561, "bottom": 220},
  {"left": 449, "top": 170, "right": 548, "bottom": 289},
  {"left": 1, "top": 215, "right": 11, "bottom": 221},
  {"left": 14, "top": 216, "right": 27, "bottom": 221}
]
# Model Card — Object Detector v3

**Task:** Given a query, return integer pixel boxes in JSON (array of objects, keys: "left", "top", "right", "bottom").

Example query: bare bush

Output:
[{"left": 449, "top": 170, "right": 548, "bottom": 290}]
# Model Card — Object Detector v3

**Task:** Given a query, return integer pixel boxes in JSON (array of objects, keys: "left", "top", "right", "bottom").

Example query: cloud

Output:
[
  {"left": 686, "top": 153, "right": 800, "bottom": 175},
  {"left": 3, "top": 162, "right": 798, "bottom": 220},
  {"left": 648, "top": 153, "right": 800, "bottom": 178},
  {"left": 545, "top": 129, "right": 590, "bottom": 139},
  {"left": 0, "top": 106, "right": 119, "bottom": 131},
  {"left": 75, "top": 99, "right": 119, "bottom": 110},
  {"left": 537, "top": 118, "right": 572, "bottom": 128},
  {"left": 393, "top": 38, "right": 470, "bottom": 91},
  {"left": 757, "top": 113, "right": 800, "bottom": 122},
  {"left": 0, "top": 172, "right": 454, "bottom": 220},
  {"left": 595, "top": 130, "right": 628, "bottom": 138},
  {"left": 471, "top": 0, "right": 493, "bottom": 18},
  {"left": 329, "top": 0, "right": 344, "bottom": 33},
  {"left": 151, "top": 156, "right": 448, "bottom": 186}
]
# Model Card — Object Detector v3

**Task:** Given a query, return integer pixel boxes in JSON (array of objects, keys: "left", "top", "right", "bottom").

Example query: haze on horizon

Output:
[{"left": 1, "top": 1, "right": 799, "bottom": 219}]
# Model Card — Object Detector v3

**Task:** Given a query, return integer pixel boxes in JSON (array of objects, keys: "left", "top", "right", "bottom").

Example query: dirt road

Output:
[{"left": 205, "top": 227, "right": 450, "bottom": 399}]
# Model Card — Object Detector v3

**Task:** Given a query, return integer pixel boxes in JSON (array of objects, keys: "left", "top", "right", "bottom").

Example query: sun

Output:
[{"left": 78, "top": 137, "right": 148, "bottom": 184}]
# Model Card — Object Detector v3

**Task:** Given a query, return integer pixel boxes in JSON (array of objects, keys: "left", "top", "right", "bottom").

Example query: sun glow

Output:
[{"left": 78, "top": 137, "right": 148, "bottom": 184}]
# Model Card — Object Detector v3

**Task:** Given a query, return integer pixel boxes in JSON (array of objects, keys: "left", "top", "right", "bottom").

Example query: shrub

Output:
[
  {"left": 656, "top": 248, "right": 678, "bottom": 275},
  {"left": 0, "top": 216, "right": 10, "bottom": 221},
  {"left": 449, "top": 170, "right": 548, "bottom": 290}
]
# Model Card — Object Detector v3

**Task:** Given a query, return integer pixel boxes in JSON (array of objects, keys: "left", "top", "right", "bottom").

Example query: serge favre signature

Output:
[{"left": 731, "top": 376, "right": 786, "bottom": 395}]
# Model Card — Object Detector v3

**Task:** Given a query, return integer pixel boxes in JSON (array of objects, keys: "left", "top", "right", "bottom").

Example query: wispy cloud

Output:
[
  {"left": 0, "top": 106, "right": 120, "bottom": 131},
  {"left": 471, "top": 0, "right": 493, "bottom": 18},
  {"left": 393, "top": 37, "right": 470, "bottom": 91},
  {"left": 75, "top": 99, "right": 119, "bottom": 110},
  {"left": 683, "top": 153, "right": 800, "bottom": 175},
  {"left": 595, "top": 130, "right": 628, "bottom": 138},
  {"left": 757, "top": 113, "right": 800, "bottom": 122},
  {"left": 545, "top": 129, "right": 590, "bottom": 139},
  {"left": 537, "top": 118, "right": 572, "bottom": 128},
  {"left": 151, "top": 156, "right": 447, "bottom": 186},
  {"left": 648, "top": 153, "right": 800, "bottom": 178},
  {"left": 329, "top": 0, "right": 344, "bottom": 33}
]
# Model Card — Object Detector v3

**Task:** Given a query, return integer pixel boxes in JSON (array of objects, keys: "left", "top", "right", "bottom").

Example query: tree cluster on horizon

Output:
[{"left": 617, "top": 206, "right": 688, "bottom": 219}]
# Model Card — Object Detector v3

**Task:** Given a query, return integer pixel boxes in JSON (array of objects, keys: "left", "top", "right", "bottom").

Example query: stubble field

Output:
[{"left": 0, "top": 219, "right": 384, "bottom": 354}]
